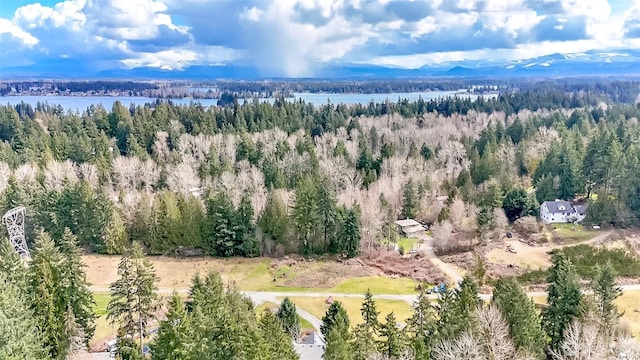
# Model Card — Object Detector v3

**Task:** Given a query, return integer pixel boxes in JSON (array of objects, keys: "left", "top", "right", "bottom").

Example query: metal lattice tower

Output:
[{"left": 2, "top": 206, "right": 30, "bottom": 259}]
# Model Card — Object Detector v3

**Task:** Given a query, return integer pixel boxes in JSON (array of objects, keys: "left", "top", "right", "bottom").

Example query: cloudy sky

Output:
[{"left": 1, "top": 0, "right": 640, "bottom": 76}]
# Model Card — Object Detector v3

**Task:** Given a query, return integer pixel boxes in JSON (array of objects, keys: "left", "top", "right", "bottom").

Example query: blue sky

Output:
[{"left": 1, "top": 0, "right": 640, "bottom": 77}]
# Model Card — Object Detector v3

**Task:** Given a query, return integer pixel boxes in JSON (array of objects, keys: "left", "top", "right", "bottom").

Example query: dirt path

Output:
[{"left": 416, "top": 234, "right": 465, "bottom": 285}]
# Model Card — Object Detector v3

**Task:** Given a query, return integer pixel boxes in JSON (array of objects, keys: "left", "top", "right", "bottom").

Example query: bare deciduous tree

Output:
[
  {"left": 112, "top": 156, "right": 140, "bottom": 191},
  {"left": 139, "top": 159, "right": 160, "bottom": 193},
  {"left": 77, "top": 163, "right": 99, "bottom": 189},
  {"left": 449, "top": 198, "right": 466, "bottom": 231},
  {"left": 44, "top": 160, "right": 78, "bottom": 191},
  {"left": 433, "top": 220, "right": 454, "bottom": 254},
  {"left": 476, "top": 305, "right": 518, "bottom": 360},
  {"left": 166, "top": 163, "right": 200, "bottom": 196},
  {"left": 614, "top": 337, "right": 640, "bottom": 359},
  {"left": 0, "top": 162, "right": 10, "bottom": 193},
  {"left": 433, "top": 331, "right": 482, "bottom": 360},
  {"left": 152, "top": 131, "right": 171, "bottom": 163},
  {"left": 550, "top": 321, "right": 608, "bottom": 360},
  {"left": 14, "top": 163, "right": 38, "bottom": 187}
]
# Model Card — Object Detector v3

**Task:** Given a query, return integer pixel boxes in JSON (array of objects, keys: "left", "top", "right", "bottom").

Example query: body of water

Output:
[{"left": 1, "top": 90, "right": 489, "bottom": 111}]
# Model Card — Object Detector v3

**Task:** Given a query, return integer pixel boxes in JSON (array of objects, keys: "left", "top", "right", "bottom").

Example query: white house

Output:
[{"left": 540, "top": 200, "right": 587, "bottom": 224}]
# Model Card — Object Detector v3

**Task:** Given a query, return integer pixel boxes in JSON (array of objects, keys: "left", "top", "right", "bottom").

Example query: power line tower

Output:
[{"left": 2, "top": 206, "right": 30, "bottom": 259}]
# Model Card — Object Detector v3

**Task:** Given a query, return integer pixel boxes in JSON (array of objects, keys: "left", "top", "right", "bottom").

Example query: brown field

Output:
[
  {"left": 84, "top": 255, "right": 269, "bottom": 289},
  {"left": 83, "top": 254, "right": 421, "bottom": 294}
]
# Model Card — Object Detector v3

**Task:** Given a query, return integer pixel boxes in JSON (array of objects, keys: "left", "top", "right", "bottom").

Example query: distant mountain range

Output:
[{"left": 3, "top": 49, "right": 640, "bottom": 80}]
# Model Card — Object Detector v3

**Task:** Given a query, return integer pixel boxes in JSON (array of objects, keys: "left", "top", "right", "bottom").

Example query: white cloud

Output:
[
  {"left": 0, "top": 18, "right": 38, "bottom": 46},
  {"left": 0, "top": 0, "right": 639, "bottom": 75}
]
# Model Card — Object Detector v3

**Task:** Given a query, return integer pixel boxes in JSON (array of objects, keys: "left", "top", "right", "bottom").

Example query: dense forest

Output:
[
  {"left": 2, "top": 80, "right": 640, "bottom": 357},
  {"left": 2, "top": 85, "right": 640, "bottom": 257}
]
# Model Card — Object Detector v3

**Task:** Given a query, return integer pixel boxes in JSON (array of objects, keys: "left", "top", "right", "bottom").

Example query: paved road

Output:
[{"left": 89, "top": 282, "right": 640, "bottom": 342}]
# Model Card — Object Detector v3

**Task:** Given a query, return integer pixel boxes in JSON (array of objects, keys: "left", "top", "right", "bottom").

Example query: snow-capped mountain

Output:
[{"left": 3, "top": 49, "right": 640, "bottom": 79}]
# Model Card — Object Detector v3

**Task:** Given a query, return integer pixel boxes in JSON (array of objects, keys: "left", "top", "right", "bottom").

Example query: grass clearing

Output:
[
  {"left": 282, "top": 297, "right": 413, "bottom": 328},
  {"left": 91, "top": 292, "right": 115, "bottom": 348},
  {"left": 397, "top": 238, "right": 419, "bottom": 253},
  {"left": 332, "top": 276, "right": 419, "bottom": 295},
  {"left": 550, "top": 223, "right": 597, "bottom": 244}
]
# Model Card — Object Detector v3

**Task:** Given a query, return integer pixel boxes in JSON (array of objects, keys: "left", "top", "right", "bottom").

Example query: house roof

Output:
[
  {"left": 402, "top": 225, "right": 426, "bottom": 234},
  {"left": 394, "top": 219, "right": 421, "bottom": 227},
  {"left": 294, "top": 344, "right": 324, "bottom": 360},
  {"left": 573, "top": 205, "right": 587, "bottom": 215},
  {"left": 542, "top": 200, "right": 575, "bottom": 214}
]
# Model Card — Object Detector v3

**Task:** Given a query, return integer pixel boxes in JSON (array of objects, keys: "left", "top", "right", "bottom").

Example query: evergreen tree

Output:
[
  {"left": 321, "top": 301, "right": 350, "bottom": 338},
  {"left": 439, "top": 277, "right": 480, "bottom": 340},
  {"left": 258, "top": 309, "right": 300, "bottom": 360},
  {"left": 59, "top": 228, "right": 96, "bottom": 346},
  {"left": 235, "top": 193, "right": 258, "bottom": 257},
  {"left": 352, "top": 323, "right": 376, "bottom": 360},
  {"left": 63, "top": 306, "right": 87, "bottom": 357},
  {"left": 492, "top": 277, "right": 546, "bottom": 359},
  {"left": 149, "top": 191, "right": 182, "bottom": 254},
  {"left": 360, "top": 289, "right": 380, "bottom": 330},
  {"left": 337, "top": 206, "right": 361, "bottom": 258},
  {"left": 28, "top": 232, "right": 66, "bottom": 359},
  {"left": 277, "top": 297, "right": 301, "bottom": 340},
  {"left": 0, "top": 272, "right": 49, "bottom": 360},
  {"left": 316, "top": 177, "right": 338, "bottom": 253},
  {"left": 259, "top": 190, "right": 289, "bottom": 246},
  {"left": 406, "top": 289, "right": 437, "bottom": 359},
  {"left": 0, "top": 238, "right": 28, "bottom": 289},
  {"left": 177, "top": 194, "right": 205, "bottom": 250},
  {"left": 114, "top": 330, "right": 143, "bottom": 360},
  {"left": 104, "top": 208, "right": 128, "bottom": 255},
  {"left": 503, "top": 187, "right": 538, "bottom": 222},
  {"left": 203, "top": 191, "right": 236, "bottom": 257},
  {"left": 378, "top": 312, "right": 403, "bottom": 359},
  {"left": 591, "top": 261, "right": 622, "bottom": 338},
  {"left": 107, "top": 242, "right": 159, "bottom": 357},
  {"left": 323, "top": 326, "right": 353, "bottom": 360},
  {"left": 542, "top": 252, "right": 584, "bottom": 351},
  {"left": 150, "top": 293, "right": 189, "bottom": 360},
  {"left": 401, "top": 178, "right": 418, "bottom": 219},
  {"left": 292, "top": 176, "right": 320, "bottom": 254}
]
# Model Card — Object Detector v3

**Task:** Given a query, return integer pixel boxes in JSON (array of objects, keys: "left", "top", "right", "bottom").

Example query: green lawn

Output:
[
  {"left": 550, "top": 223, "right": 596, "bottom": 243},
  {"left": 91, "top": 292, "right": 115, "bottom": 346},
  {"left": 397, "top": 238, "right": 419, "bottom": 252},
  {"left": 254, "top": 301, "right": 314, "bottom": 330},
  {"left": 332, "top": 276, "right": 419, "bottom": 295}
]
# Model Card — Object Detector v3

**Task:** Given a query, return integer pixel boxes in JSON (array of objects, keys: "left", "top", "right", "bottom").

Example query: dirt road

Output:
[{"left": 416, "top": 233, "right": 465, "bottom": 284}]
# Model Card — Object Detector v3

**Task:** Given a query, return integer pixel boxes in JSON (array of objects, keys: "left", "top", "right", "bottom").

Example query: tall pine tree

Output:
[
  {"left": 107, "top": 242, "right": 159, "bottom": 356},
  {"left": 150, "top": 292, "right": 189, "bottom": 360},
  {"left": 277, "top": 297, "right": 301, "bottom": 341},
  {"left": 492, "top": 277, "right": 546, "bottom": 359},
  {"left": 542, "top": 252, "right": 584, "bottom": 351},
  {"left": 59, "top": 228, "right": 96, "bottom": 346},
  {"left": 591, "top": 261, "right": 622, "bottom": 338}
]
